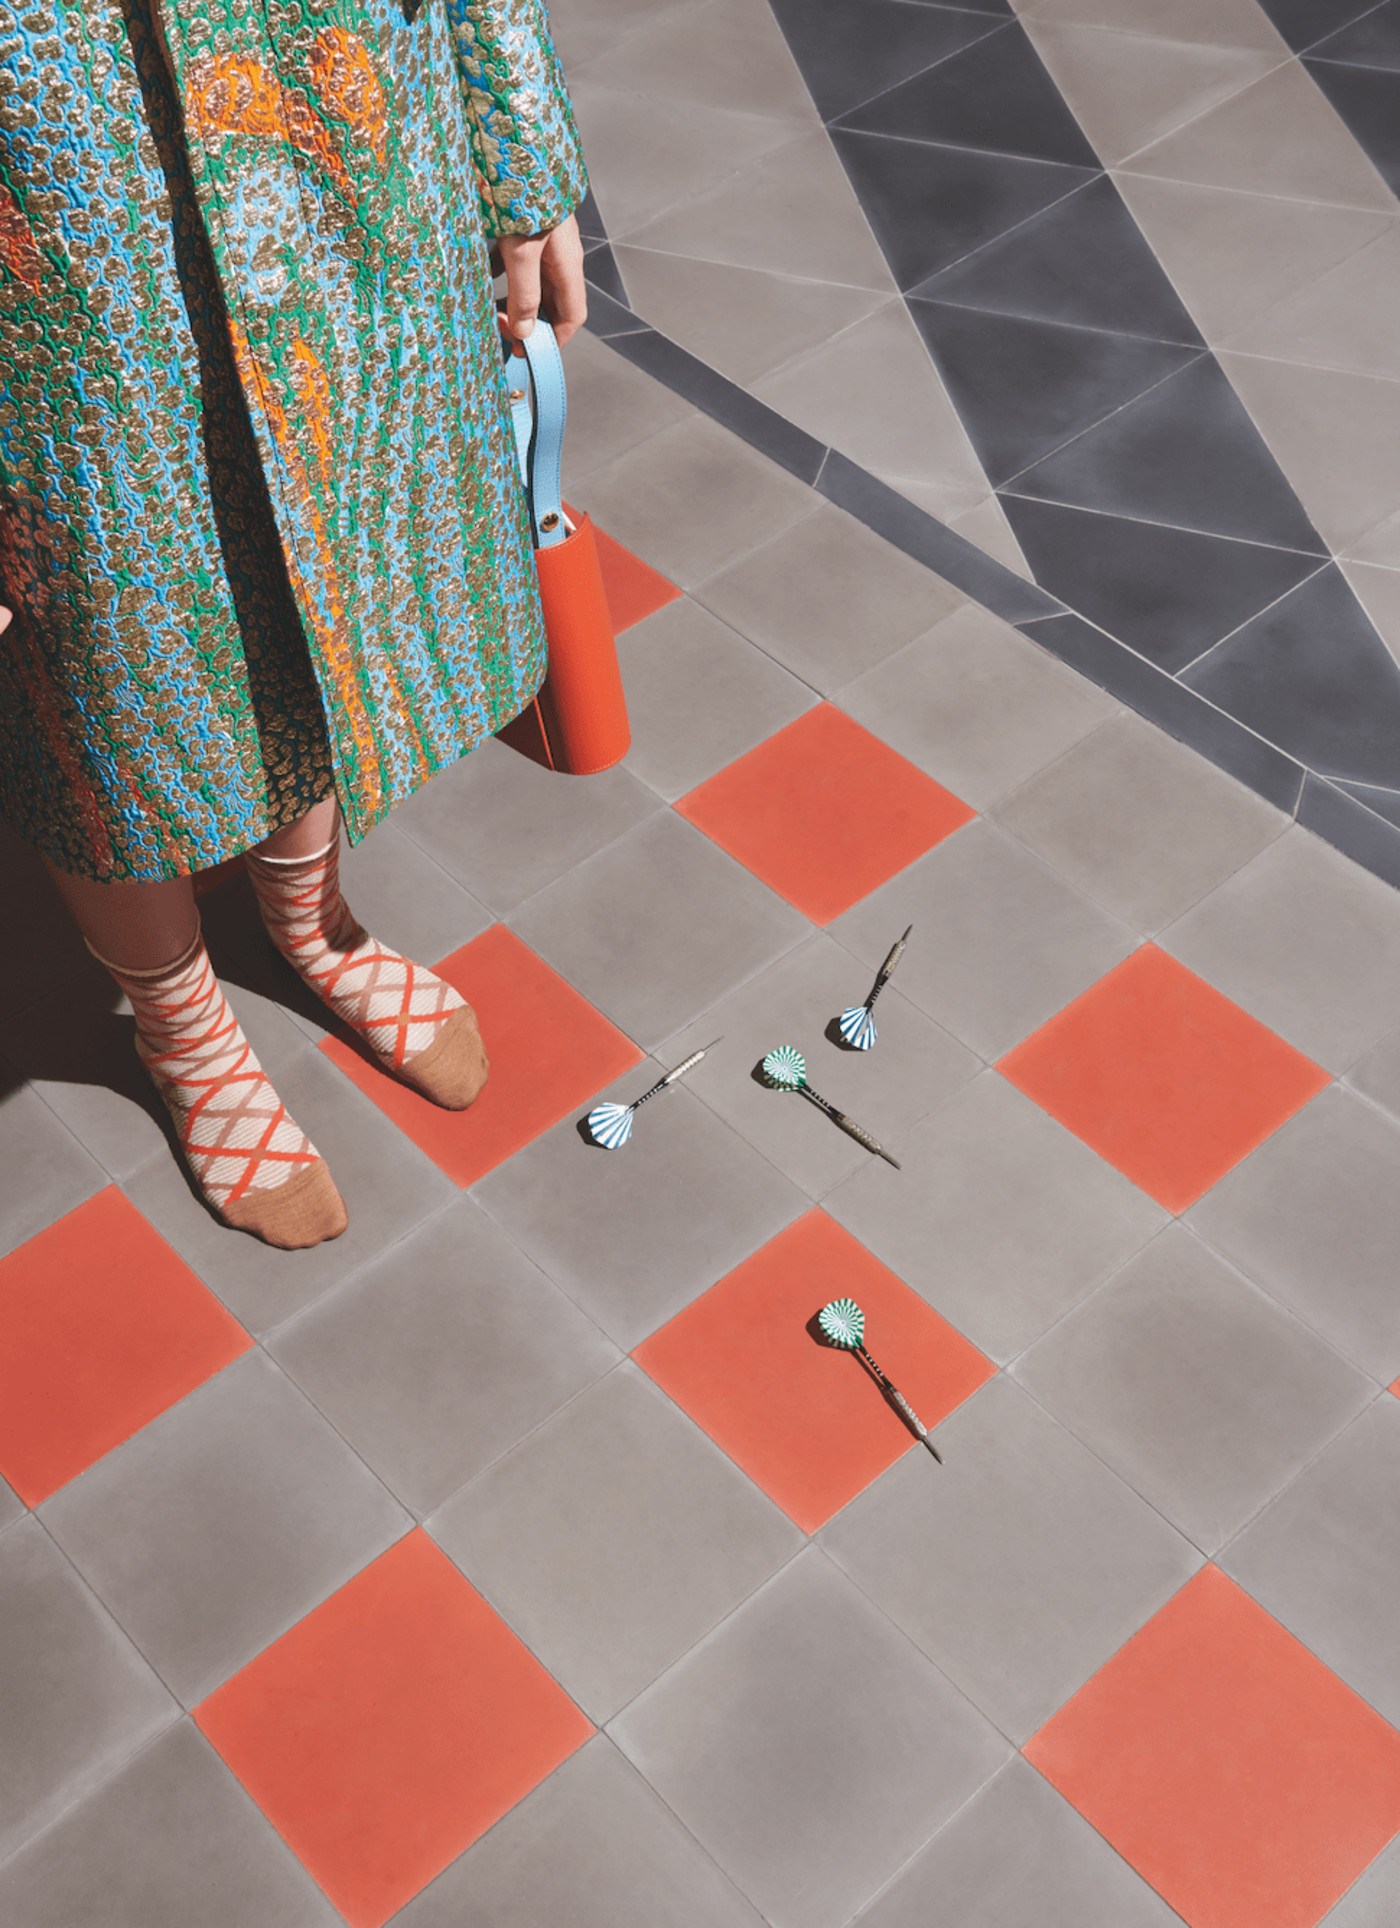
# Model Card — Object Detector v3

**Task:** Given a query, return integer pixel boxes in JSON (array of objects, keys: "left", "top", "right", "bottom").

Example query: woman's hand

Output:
[
  {"left": 496, "top": 214, "right": 587, "bottom": 351},
  {"left": 0, "top": 607, "right": 10, "bottom": 636}
]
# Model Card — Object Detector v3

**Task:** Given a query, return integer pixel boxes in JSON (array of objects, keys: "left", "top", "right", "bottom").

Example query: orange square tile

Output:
[
  {"left": 321, "top": 924, "right": 643, "bottom": 1187},
  {"left": 1025, "top": 1565, "right": 1400, "bottom": 1928},
  {"left": 634, "top": 1211, "right": 993, "bottom": 1532},
  {"left": 197, "top": 1530, "right": 591, "bottom": 1928},
  {"left": 0, "top": 1187, "right": 250, "bottom": 1505},
  {"left": 571, "top": 506, "right": 681, "bottom": 633},
  {"left": 675, "top": 703, "right": 974, "bottom": 924},
  {"left": 998, "top": 945, "right": 1329, "bottom": 1213}
]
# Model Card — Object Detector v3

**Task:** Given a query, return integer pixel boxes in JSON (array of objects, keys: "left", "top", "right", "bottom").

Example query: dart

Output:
[
  {"left": 817, "top": 1297, "right": 943, "bottom": 1462},
  {"left": 587, "top": 1042, "right": 719, "bottom": 1149},
  {"left": 761, "top": 1046, "right": 901, "bottom": 1169},
  {"left": 838, "top": 924, "right": 912, "bottom": 1051}
]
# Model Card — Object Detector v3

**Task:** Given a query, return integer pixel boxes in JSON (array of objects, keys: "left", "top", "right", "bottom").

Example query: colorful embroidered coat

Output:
[{"left": 0, "top": 0, "right": 585, "bottom": 880}]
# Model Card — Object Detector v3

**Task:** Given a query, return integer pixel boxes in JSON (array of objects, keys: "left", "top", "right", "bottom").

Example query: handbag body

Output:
[{"left": 497, "top": 323, "right": 632, "bottom": 775}]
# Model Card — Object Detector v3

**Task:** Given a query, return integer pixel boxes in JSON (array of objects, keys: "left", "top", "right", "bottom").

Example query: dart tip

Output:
[
  {"left": 923, "top": 1437, "right": 944, "bottom": 1465},
  {"left": 900, "top": 924, "right": 913, "bottom": 941},
  {"left": 878, "top": 1149, "right": 902, "bottom": 1170}
]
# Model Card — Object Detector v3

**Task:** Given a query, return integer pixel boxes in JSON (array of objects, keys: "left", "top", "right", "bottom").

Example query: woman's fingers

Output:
[
  {"left": 497, "top": 233, "right": 544, "bottom": 343},
  {"left": 0, "top": 607, "right": 11, "bottom": 637},
  {"left": 496, "top": 216, "right": 587, "bottom": 348},
  {"left": 541, "top": 217, "right": 587, "bottom": 348}
]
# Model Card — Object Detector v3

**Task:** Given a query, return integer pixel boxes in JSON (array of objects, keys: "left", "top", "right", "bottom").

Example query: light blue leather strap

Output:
[{"left": 504, "top": 319, "right": 568, "bottom": 549}]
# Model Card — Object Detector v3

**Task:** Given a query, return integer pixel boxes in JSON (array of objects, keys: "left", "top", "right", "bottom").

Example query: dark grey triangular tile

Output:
[
  {"left": 1254, "top": 0, "right": 1386, "bottom": 53},
  {"left": 1308, "top": 0, "right": 1400, "bottom": 70},
  {"left": 1298, "top": 774, "right": 1400, "bottom": 888},
  {"left": 1304, "top": 55, "right": 1400, "bottom": 192},
  {"left": 1006, "top": 358, "right": 1327, "bottom": 554},
  {"left": 1183, "top": 565, "right": 1400, "bottom": 788},
  {"left": 908, "top": 302, "right": 1199, "bottom": 486},
  {"left": 1001, "top": 499, "right": 1328, "bottom": 672},
  {"left": 830, "top": 128, "right": 1097, "bottom": 287},
  {"left": 583, "top": 243, "right": 630, "bottom": 308},
  {"left": 1337, "top": 777, "right": 1400, "bottom": 829},
  {"left": 908, "top": 175, "right": 1202, "bottom": 346},
  {"left": 767, "top": 0, "right": 1009, "bottom": 119},
  {"left": 835, "top": 24, "right": 1101, "bottom": 169}
]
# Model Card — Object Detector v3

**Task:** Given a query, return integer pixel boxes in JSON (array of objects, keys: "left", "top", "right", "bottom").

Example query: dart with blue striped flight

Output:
[
  {"left": 760, "top": 1046, "right": 901, "bottom": 1168},
  {"left": 838, "top": 924, "right": 912, "bottom": 1050},
  {"left": 817, "top": 1296, "right": 943, "bottom": 1462},
  {"left": 587, "top": 1042, "right": 719, "bottom": 1149}
]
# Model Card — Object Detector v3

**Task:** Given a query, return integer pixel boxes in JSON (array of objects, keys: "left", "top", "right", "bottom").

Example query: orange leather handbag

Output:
[{"left": 496, "top": 322, "right": 632, "bottom": 775}]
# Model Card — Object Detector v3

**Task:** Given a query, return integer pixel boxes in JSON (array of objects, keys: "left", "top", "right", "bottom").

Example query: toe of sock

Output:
[
  {"left": 397, "top": 1002, "right": 489, "bottom": 1110},
  {"left": 221, "top": 1159, "right": 349, "bottom": 1249}
]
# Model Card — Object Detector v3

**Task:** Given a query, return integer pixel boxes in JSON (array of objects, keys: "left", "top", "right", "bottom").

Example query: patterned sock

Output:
[
  {"left": 245, "top": 838, "right": 488, "bottom": 1110},
  {"left": 98, "top": 931, "right": 347, "bottom": 1249}
]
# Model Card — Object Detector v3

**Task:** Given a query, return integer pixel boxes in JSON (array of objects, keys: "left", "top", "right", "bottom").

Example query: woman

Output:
[{"left": 0, "top": 1, "right": 587, "bottom": 1248}]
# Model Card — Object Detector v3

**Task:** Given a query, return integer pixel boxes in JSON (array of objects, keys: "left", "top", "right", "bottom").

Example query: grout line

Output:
[{"left": 1169, "top": 560, "right": 1332, "bottom": 679}]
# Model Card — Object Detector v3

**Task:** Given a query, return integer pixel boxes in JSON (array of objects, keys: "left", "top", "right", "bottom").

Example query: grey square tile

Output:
[
  {"left": 830, "top": 821, "right": 1138, "bottom": 1060},
  {"left": 270, "top": 1197, "right": 618, "bottom": 1517},
  {"left": 662, "top": 933, "right": 980, "bottom": 1198},
  {"left": 1017, "top": 1225, "right": 1372, "bottom": 1551},
  {"left": 562, "top": 326, "right": 697, "bottom": 487},
  {"left": 572, "top": 0, "right": 816, "bottom": 123},
  {"left": 825, "top": 1073, "right": 1168, "bottom": 1362},
  {"left": 0, "top": 1477, "right": 22, "bottom": 1535},
  {"left": 995, "top": 708, "right": 1290, "bottom": 932},
  {"left": 0, "top": 1719, "right": 339, "bottom": 1928},
  {"left": 695, "top": 499, "right": 966, "bottom": 696},
  {"left": 1221, "top": 1398, "right": 1400, "bottom": 1727},
  {"left": 0, "top": 1082, "right": 106, "bottom": 1263},
  {"left": 336, "top": 820, "right": 493, "bottom": 964},
  {"left": 618, "top": 597, "right": 817, "bottom": 802},
  {"left": 1347, "top": 1022, "right": 1400, "bottom": 1118},
  {"left": 431, "top": 1364, "right": 801, "bottom": 1722},
  {"left": 837, "top": 603, "right": 1118, "bottom": 812},
  {"left": 545, "top": 0, "right": 702, "bottom": 69},
  {"left": 1160, "top": 824, "right": 1400, "bottom": 1071},
  {"left": 392, "top": 735, "right": 661, "bottom": 918},
  {"left": 395, "top": 1735, "right": 765, "bottom": 1928},
  {"left": 0, "top": 1519, "right": 174, "bottom": 1863},
  {"left": 822, "top": 1376, "right": 1198, "bottom": 1742},
  {"left": 40, "top": 1351, "right": 408, "bottom": 1706},
  {"left": 121, "top": 1048, "right": 457, "bottom": 1337},
  {"left": 1321, "top": 1827, "right": 1400, "bottom": 1927},
  {"left": 578, "top": 415, "right": 818, "bottom": 590},
  {"left": 509, "top": 811, "right": 809, "bottom": 1052},
  {"left": 1188, "top": 1084, "right": 1400, "bottom": 1380},
  {"left": 473, "top": 1062, "right": 807, "bottom": 1348},
  {"left": 851, "top": 1755, "right": 1182, "bottom": 1928},
  {"left": 611, "top": 1549, "right": 1008, "bottom": 1928}
]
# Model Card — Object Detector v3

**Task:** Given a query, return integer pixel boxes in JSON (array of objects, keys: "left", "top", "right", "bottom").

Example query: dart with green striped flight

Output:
[
  {"left": 760, "top": 1046, "right": 901, "bottom": 1168},
  {"left": 587, "top": 1041, "right": 719, "bottom": 1149},
  {"left": 838, "top": 924, "right": 912, "bottom": 1051},
  {"left": 817, "top": 1297, "right": 943, "bottom": 1462}
]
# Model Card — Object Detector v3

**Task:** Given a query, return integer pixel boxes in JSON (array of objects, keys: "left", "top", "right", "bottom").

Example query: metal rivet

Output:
[
  {"left": 540, "top": 512, "right": 561, "bottom": 531},
  {"left": 507, "top": 388, "right": 525, "bottom": 402}
]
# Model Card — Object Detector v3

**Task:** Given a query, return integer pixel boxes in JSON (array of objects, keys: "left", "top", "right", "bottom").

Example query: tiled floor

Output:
[
  {"left": 5, "top": 3, "right": 1400, "bottom": 1924},
  {"left": 568, "top": 0, "right": 1400, "bottom": 891}
]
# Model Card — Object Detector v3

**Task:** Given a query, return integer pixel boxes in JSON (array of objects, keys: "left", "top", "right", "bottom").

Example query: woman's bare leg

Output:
[{"left": 44, "top": 865, "right": 198, "bottom": 974}]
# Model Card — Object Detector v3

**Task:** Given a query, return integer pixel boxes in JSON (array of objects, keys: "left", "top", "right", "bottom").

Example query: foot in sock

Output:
[
  {"left": 100, "top": 931, "right": 348, "bottom": 1250},
  {"left": 246, "top": 838, "right": 488, "bottom": 1110}
]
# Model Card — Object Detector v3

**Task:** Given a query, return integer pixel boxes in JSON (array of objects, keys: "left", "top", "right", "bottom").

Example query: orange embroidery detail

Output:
[
  {"left": 226, "top": 321, "right": 384, "bottom": 817},
  {"left": 0, "top": 184, "right": 43, "bottom": 294},
  {"left": 185, "top": 52, "right": 356, "bottom": 204},
  {"left": 307, "top": 25, "right": 388, "bottom": 167}
]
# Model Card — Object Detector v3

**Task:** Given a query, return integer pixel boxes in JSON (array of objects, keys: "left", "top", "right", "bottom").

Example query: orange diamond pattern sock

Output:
[
  {"left": 98, "top": 931, "right": 347, "bottom": 1250},
  {"left": 245, "top": 839, "right": 488, "bottom": 1110}
]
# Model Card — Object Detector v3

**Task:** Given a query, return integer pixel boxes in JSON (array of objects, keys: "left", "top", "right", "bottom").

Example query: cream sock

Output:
[
  {"left": 245, "top": 839, "right": 488, "bottom": 1110},
  {"left": 98, "top": 930, "right": 347, "bottom": 1249}
]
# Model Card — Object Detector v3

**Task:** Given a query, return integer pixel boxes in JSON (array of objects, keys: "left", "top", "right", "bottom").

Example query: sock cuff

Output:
[{"left": 246, "top": 838, "right": 339, "bottom": 871}]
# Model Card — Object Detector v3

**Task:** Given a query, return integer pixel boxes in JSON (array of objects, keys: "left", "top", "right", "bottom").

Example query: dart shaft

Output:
[
  {"left": 858, "top": 1346, "right": 943, "bottom": 1463},
  {"left": 831, "top": 1109, "right": 901, "bottom": 1169},
  {"left": 632, "top": 1042, "right": 716, "bottom": 1112},
  {"left": 866, "top": 925, "right": 912, "bottom": 1011}
]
